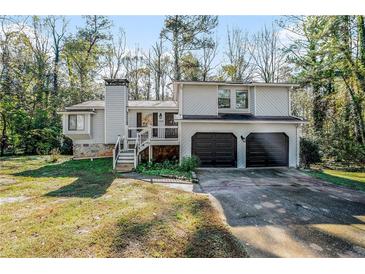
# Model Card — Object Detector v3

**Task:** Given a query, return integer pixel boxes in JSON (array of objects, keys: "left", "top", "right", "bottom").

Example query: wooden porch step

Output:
[{"left": 115, "top": 163, "right": 134, "bottom": 173}]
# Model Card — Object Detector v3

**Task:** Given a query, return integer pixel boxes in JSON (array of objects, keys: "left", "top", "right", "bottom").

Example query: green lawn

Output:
[
  {"left": 307, "top": 168, "right": 365, "bottom": 191},
  {"left": 0, "top": 156, "right": 246, "bottom": 258}
]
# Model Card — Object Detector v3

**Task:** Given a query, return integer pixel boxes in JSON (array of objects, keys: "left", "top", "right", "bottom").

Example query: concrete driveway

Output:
[{"left": 195, "top": 168, "right": 365, "bottom": 258}]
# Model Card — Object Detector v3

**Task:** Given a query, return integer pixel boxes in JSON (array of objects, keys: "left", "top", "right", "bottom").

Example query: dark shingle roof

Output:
[{"left": 182, "top": 114, "right": 305, "bottom": 122}]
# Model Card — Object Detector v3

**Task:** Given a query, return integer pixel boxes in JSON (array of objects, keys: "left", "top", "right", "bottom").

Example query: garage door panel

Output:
[
  {"left": 246, "top": 133, "right": 288, "bottom": 167},
  {"left": 192, "top": 133, "right": 237, "bottom": 167}
]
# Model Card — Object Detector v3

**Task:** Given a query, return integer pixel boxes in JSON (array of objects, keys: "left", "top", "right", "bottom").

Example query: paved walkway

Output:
[{"left": 196, "top": 168, "right": 365, "bottom": 258}]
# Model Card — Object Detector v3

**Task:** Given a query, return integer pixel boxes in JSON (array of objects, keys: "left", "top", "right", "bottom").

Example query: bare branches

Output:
[
  {"left": 250, "top": 25, "right": 289, "bottom": 83},
  {"left": 223, "top": 27, "right": 253, "bottom": 81}
]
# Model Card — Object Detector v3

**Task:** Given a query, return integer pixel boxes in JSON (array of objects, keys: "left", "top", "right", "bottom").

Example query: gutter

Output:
[{"left": 177, "top": 120, "right": 307, "bottom": 124}]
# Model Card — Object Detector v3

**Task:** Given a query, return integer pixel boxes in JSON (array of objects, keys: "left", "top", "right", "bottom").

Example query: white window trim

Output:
[
  {"left": 218, "top": 88, "right": 250, "bottom": 113},
  {"left": 235, "top": 90, "right": 249, "bottom": 110},
  {"left": 218, "top": 88, "right": 231, "bottom": 109},
  {"left": 68, "top": 114, "right": 85, "bottom": 131},
  {"left": 63, "top": 113, "right": 91, "bottom": 136}
]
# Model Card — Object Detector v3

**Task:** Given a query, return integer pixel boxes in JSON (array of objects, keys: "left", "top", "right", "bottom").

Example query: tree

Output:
[
  {"left": 104, "top": 28, "right": 126, "bottom": 79},
  {"left": 251, "top": 25, "right": 289, "bottom": 83},
  {"left": 199, "top": 37, "right": 218, "bottom": 81},
  {"left": 223, "top": 27, "right": 253, "bottom": 81},
  {"left": 180, "top": 52, "right": 201, "bottom": 81},
  {"left": 63, "top": 16, "right": 111, "bottom": 103},
  {"left": 123, "top": 47, "right": 145, "bottom": 100},
  {"left": 161, "top": 15, "right": 218, "bottom": 80},
  {"left": 46, "top": 16, "right": 68, "bottom": 98},
  {"left": 149, "top": 39, "right": 163, "bottom": 100},
  {"left": 283, "top": 15, "right": 365, "bottom": 164}
]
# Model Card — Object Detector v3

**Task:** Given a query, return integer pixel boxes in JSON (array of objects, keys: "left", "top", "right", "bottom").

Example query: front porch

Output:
[
  {"left": 113, "top": 125, "right": 180, "bottom": 172},
  {"left": 127, "top": 126, "right": 179, "bottom": 146}
]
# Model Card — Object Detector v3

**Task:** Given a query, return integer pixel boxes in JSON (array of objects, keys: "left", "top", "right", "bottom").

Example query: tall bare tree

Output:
[
  {"left": 200, "top": 37, "right": 218, "bottom": 81},
  {"left": 104, "top": 28, "right": 126, "bottom": 79},
  {"left": 250, "top": 25, "right": 289, "bottom": 83},
  {"left": 46, "top": 16, "right": 68, "bottom": 97},
  {"left": 223, "top": 27, "right": 253, "bottom": 81}
]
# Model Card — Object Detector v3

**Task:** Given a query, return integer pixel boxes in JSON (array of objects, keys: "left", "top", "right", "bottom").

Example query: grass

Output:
[
  {"left": 0, "top": 156, "right": 246, "bottom": 258},
  {"left": 307, "top": 168, "right": 365, "bottom": 192}
]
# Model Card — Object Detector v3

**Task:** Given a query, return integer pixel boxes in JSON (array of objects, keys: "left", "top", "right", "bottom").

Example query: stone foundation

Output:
[
  {"left": 73, "top": 143, "right": 114, "bottom": 159},
  {"left": 140, "top": 145, "right": 179, "bottom": 163}
]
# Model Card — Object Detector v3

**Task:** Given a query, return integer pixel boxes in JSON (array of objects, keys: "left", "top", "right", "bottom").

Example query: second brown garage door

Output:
[
  {"left": 246, "top": 133, "right": 289, "bottom": 167},
  {"left": 192, "top": 133, "right": 237, "bottom": 167}
]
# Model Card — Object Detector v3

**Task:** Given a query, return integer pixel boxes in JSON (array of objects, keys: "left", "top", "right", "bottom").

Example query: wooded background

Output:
[{"left": 0, "top": 16, "right": 364, "bottom": 166}]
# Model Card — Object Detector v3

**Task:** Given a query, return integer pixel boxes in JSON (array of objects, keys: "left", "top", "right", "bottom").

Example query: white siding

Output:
[
  {"left": 182, "top": 85, "right": 217, "bottom": 115},
  {"left": 104, "top": 85, "right": 127, "bottom": 144},
  {"left": 180, "top": 122, "right": 299, "bottom": 168},
  {"left": 249, "top": 86, "right": 255, "bottom": 115},
  {"left": 90, "top": 110, "right": 105, "bottom": 143},
  {"left": 255, "top": 86, "right": 289, "bottom": 116},
  {"left": 64, "top": 110, "right": 106, "bottom": 144},
  {"left": 62, "top": 113, "right": 91, "bottom": 141}
]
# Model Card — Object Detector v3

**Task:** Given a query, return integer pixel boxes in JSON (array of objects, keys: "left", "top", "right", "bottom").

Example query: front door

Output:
[{"left": 165, "top": 112, "right": 178, "bottom": 138}]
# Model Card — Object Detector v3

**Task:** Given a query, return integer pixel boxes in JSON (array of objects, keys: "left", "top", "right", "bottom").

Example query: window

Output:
[
  {"left": 236, "top": 90, "right": 248, "bottom": 109},
  {"left": 218, "top": 89, "right": 231, "bottom": 108},
  {"left": 68, "top": 114, "right": 85, "bottom": 131}
]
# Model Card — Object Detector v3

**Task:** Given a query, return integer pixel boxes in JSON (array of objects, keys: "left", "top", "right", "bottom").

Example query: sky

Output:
[{"left": 67, "top": 16, "right": 280, "bottom": 50}]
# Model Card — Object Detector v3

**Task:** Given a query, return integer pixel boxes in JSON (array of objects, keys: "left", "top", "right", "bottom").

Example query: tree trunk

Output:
[
  {"left": 312, "top": 83, "right": 326, "bottom": 134},
  {"left": 0, "top": 112, "right": 7, "bottom": 157},
  {"left": 358, "top": 16, "right": 365, "bottom": 67},
  {"left": 173, "top": 16, "right": 180, "bottom": 80}
]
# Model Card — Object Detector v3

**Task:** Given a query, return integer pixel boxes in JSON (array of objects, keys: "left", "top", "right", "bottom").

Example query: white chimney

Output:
[{"left": 104, "top": 79, "right": 129, "bottom": 144}]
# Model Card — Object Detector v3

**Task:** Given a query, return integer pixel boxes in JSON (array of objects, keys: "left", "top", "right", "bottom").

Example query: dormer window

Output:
[
  {"left": 68, "top": 114, "right": 85, "bottom": 131},
  {"left": 236, "top": 90, "right": 249, "bottom": 109},
  {"left": 218, "top": 89, "right": 231, "bottom": 108}
]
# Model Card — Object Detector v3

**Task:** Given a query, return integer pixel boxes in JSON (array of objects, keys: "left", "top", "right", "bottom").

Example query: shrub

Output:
[
  {"left": 49, "top": 148, "right": 60, "bottom": 163},
  {"left": 60, "top": 135, "right": 73, "bottom": 155},
  {"left": 300, "top": 138, "right": 321, "bottom": 168},
  {"left": 179, "top": 156, "right": 200, "bottom": 172},
  {"left": 23, "top": 128, "right": 60, "bottom": 155}
]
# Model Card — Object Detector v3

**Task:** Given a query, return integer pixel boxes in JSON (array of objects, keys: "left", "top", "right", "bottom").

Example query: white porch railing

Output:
[
  {"left": 134, "top": 128, "right": 151, "bottom": 165},
  {"left": 128, "top": 126, "right": 178, "bottom": 140},
  {"left": 113, "top": 135, "right": 125, "bottom": 170}
]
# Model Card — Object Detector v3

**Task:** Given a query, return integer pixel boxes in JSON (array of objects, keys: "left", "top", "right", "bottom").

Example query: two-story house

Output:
[{"left": 60, "top": 79, "right": 305, "bottom": 171}]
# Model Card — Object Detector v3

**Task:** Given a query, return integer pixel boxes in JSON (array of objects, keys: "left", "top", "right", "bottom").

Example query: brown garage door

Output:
[
  {"left": 246, "top": 133, "right": 288, "bottom": 167},
  {"left": 192, "top": 133, "right": 237, "bottom": 167}
]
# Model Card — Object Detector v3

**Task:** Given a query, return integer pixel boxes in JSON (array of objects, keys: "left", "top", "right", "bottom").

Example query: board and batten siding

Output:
[
  {"left": 104, "top": 85, "right": 127, "bottom": 144},
  {"left": 255, "top": 86, "right": 289, "bottom": 116},
  {"left": 180, "top": 122, "right": 299, "bottom": 168},
  {"left": 73, "top": 110, "right": 105, "bottom": 144},
  {"left": 181, "top": 84, "right": 217, "bottom": 115}
]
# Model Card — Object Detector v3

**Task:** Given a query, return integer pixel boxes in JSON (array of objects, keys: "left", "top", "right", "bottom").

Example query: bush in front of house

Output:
[
  {"left": 136, "top": 156, "right": 200, "bottom": 180},
  {"left": 179, "top": 155, "right": 200, "bottom": 172},
  {"left": 60, "top": 135, "right": 73, "bottom": 155},
  {"left": 23, "top": 128, "right": 61, "bottom": 155},
  {"left": 300, "top": 137, "right": 321, "bottom": 168}
]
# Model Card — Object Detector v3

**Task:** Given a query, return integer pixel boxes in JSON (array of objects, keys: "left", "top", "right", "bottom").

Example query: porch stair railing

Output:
[
  {"left": 134, "top": 127, "right": 152, "bottom": 167},
  {"left": 114, "top": 125, "right": 179, "bottom": 171}
]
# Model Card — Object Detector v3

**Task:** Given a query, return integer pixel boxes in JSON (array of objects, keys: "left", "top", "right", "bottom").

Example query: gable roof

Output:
[
  {"left": 65, "top": 100, "right": 105, "bottom": 110},
  {"left": 64, "top": 100, "right": 178, "bottom": 111},
  {"left": 128, "top": 100, "right": 178, "bottom": 108}
]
